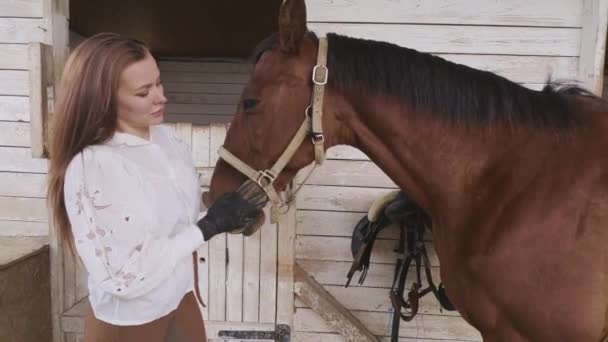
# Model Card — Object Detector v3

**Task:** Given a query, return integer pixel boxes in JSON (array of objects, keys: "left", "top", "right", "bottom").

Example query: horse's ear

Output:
[{"left": 278, "top": 0, "right": 308, "bottom": 54}]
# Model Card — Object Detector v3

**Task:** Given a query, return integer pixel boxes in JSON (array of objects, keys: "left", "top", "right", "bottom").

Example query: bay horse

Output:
[{"left": 203, "top": 0, "right": 608, "bottom": 340}]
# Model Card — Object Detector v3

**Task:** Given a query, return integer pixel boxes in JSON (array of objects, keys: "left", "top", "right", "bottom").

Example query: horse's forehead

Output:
[{"left": 254, "top": 50, "right": 309, "bottom": 81}]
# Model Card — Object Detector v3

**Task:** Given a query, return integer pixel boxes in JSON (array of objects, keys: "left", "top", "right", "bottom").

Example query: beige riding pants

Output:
[{"left": 83, "top": 291, "right": 207, "bottom": 342}]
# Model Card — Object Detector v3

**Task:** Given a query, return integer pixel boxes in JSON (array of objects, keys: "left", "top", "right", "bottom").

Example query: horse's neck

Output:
[{"left": 336, "top": 95, "right": 523, "bottom": 235}]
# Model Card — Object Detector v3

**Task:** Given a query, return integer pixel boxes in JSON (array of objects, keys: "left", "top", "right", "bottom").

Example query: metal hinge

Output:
[{"left": 218, "top": 324, "right": 290, "bottom": 341}]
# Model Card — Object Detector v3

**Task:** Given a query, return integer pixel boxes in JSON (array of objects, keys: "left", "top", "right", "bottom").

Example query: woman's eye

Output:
[
  {"left": 137, "top": 93, "right": 149, "bottom": 97},
  {"left": 243, "top": 99, "right": 260, "bottom": 112}
]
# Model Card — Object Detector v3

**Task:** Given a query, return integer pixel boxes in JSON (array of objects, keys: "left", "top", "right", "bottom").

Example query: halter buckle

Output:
[
  {"left": 256, "top": 169, "right": 276, "bottom": 188},
  {"left": 312, "top": 65, "right": 328, "bottom": 85},
  {"left": 312, "top": 133, "right": 325, "bottom": 145}
]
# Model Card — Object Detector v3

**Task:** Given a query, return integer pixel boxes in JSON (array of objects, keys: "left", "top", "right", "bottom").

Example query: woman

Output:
[{"left": 47, "top": 33, "right": 263, "bottom": 341}]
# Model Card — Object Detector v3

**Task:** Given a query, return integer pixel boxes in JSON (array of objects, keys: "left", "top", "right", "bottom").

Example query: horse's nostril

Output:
[{"left": 202, "top": 191, "right": 210, "bottom": 210}]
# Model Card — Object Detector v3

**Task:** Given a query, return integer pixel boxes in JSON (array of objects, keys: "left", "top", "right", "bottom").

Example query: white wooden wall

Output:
[
  {"left": 159, "top": 59, "right": 248, "bottom": 125},
  {"left": 0, "top": 1, "right": 49, "bottom": 237}
]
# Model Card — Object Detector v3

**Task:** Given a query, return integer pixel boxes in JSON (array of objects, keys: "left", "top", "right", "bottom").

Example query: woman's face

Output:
[{"left": 116, "top": 53, "right": 167, "bottom": 137}]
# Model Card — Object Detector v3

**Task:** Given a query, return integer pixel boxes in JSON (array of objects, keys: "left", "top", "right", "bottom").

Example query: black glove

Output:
[{"left": 197, "top": 182, "right": 267, "bottom": 241}]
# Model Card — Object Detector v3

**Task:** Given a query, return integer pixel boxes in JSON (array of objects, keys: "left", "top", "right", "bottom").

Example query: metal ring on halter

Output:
[
  {"left": 312, "top": 133, "right": 325, "bottom": 145},
  {"left": 256, "top": 169, "right": 276, "bottom": 188},
  {"left": 305, "top": 104, "right": 313, "bottom": 118}
]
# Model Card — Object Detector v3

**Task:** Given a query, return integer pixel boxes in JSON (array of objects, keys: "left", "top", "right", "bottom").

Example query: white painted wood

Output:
[
  {"left": 0, "top": 0, "right": 43, "bottom": 18},
  {"left": 276, "top": 200, "right": 297, "bottom": 328},
  {"left": 167, "top": 93, "right": 241, "bottom": 105},
  {"left": 209, "top": 123, "right": 227, "bottom": 164},
  {"left": 0, "top": 196, "right": 47, "bottom": 222},
  {"left": 196, "top": 243, "right": 210, "bottom": 319},
  {"left": 296, "top": 236, "right": 439, "bottom": 267},
  {"left": 0, "top": 235, "right": 47, "bottom": 266},
  {"left": 309, "top": 23, "right": 581, "bottom": 56},
  {"left": 175, "top": 122, "right": 193, "bottom": 148},
  {"left": 0, "top": 95, "right": 29, "bottom": 122},
  {"left": 0, "top": 147, "right": 47, "bottom": 173},
  {"left": 0, "top": 44, "right": 29, "bottom": 69},
  {"left": 226, "top": 232, "right": 244, "bottom": 322},
  {"left": 0, "top": 172, "right": 46, "bottom": 197},
  {"left": 297, "top": 185, "right": 397, "bottom": 212},
  {"left": 294, "top": 331, "right": 471, "bottom": 342},
  {"left": 191, "top": 125, "right": 210, "bottom": 167},
  {"left": 0, "top": 219, "right": 48, "bottom": 236},
  {"left": 0, "top": 18, "right": 47, "bottom": 43},
  {"left": 259, "top": 206, "right": 278, "bottom": 323},
  {"left": 578, "top": 0, "right": 608, "bottom": 94},
  {"left": 0, "top": 70, "right": 28, "bottom": 96},
  {"left": 208, "top": 232, "right": 227, "bottom": 321},
  {"left": 242, "top": 226, "right": 261, "bottom": 322},
  {"left": 306, "top": 0, "right": 583, "bottom": 28},
  {"left": 297, "top": 160, "right": 395, "bottom": 188},
  {"left": 294, "top": 308, "right": 482, "bottom": 341},
  {"left": 75, "top": 259, "right": 88, "bottom": 304},
  {"left": 297, "top": 260, "right": 399, "bottom": 288},
  {"left": 327, "top": 146, "right": 369, "bottom": 161},
  {"left": 296, "top": 210, "right": 399, "bottom": 239}
]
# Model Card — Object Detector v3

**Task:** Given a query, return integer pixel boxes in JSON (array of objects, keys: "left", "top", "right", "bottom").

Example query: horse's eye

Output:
[{"left": 243, "top": 99, "right": 260, "bottom": 112}]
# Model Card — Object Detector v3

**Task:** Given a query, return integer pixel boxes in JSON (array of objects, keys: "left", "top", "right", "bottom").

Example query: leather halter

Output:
[{"left": 217, "top": 37, "right": 329, "bottom": 222}]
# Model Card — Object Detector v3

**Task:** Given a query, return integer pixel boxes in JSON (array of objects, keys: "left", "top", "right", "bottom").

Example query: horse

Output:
[{"left": 202, "top": 0, "right": 608, "bottom": 340}]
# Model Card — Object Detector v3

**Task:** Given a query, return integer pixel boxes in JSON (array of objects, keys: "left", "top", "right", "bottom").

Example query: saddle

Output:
[{"left": 346, "top": 190, "right": 455, "bottom": 341}]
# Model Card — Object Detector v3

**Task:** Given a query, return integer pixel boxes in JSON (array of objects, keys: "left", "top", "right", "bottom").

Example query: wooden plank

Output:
[
  {"left": 28, "top": 42, "right": 53, "bottom": 157},
  {"left": 163, "top": 114, "right": 232, "bottom": 125},
  {"left": 298, "top": 259, "right": 399, "bottom": 288},
  {"left": 0, "top": 219, "right": 47, "bottom": 236},
  {"left": 306, "top": 0, "right": 583, "bottom": 28},
  {"left": 297, "top": 185, "right": 397, "bottom": 212},
  {"left": 297, "top": 160, "right": 394, "bottom": 188},
  {"left": 259, "top": 206, "right": 278, "bottom": 323},
  {"left": 75, "top": 259, "right": 88, "bottom": 304},
  {"left": 163, "top": 82, "right": 245, "bottom": 94},
  {"left": 578, "top": 0, "right": 608, "bottom": 94},
  {"left": 167, "top": 103, "right": 235, "bottom": 115},
  {"left": 226, "top": 233, "right": 244, "bottom": 322},
  {"left": 294, "top": 308, "right": 482, "bottom": 341},
  {"left": 0, "top": 18, "right": 47, "bottom": 43},
  {"left": 63, "top": 246, "right": 77, "bottom": 313},
  {"left": 159, "top": 60, "right": 250, "bottom": 73},
  {"left": 0, "top": 44, "right": 28, "bottom": 69},
  {"left": 309, "top": 23, "right": 581, "bottom": 56},
  {"left": 295, "top": 282, "right": 457, "bottom": 317},
  {"left": 0, "top": 196, "right": 47, "bottom": 222},
  {"left": 276, "top": 200, "right": 297, "bottom": 327},
  {"left": 296, "top": 210, "right": 399, "bottom": 239},
  {"left": 208, "top": 233, "right": 227, "bottom": 321},
  {"left": 0, "top": 121, "right": 30, "bottom": 147},
  {"left": 191, "top": 125, "right": 210, "bottom": 167},
  {"left": 175, "top": 122, "right": 192, "bottom": 148},
  {"left": 0, "top": 172, "right": 46, "bottom": 197},
  {"left": 162, "top": 71, "right": 250, "bottom": 84},
  {"left": 167, "top": 93, "right": 241, "bottom": 105},
  {"left": 196, "top": 243, "right": 210, "bottom": 319},
  {"left": 209, "top": 123, "right": 227, "bottom": 164},
  {"left": 242, "top": 226, "right": 261, "bottom": 322},
  {"left": 0, "top": 0, "right": 43, "bottom": 18},
  {"left": 0, "top": 147, "right": 47, "bottom": 173},
  {"left": 296, "top": 235, "right": 439, "bottom": 266},
  {"left": 0, "top": 70, "right": 28, "bottom": 96},
  {"left": 0, "top": 95, "right": 29, "bottom": 122},
  {"left": 294, "top": 331, "right": 472, "bottom": 342},
  {"left": 439, "top": 55, "right": 578, "bottom": 84},
  {"left": 327, "top": 146, "right": 369, "bottom": 161},
  {"left": 294, "top": 263, "right": 379, "bottom": 342}
]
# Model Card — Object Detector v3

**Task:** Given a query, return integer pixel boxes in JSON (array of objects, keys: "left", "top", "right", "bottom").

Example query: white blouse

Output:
[{"left": 64, "top": 125, "right": 206, "bottom": 325}]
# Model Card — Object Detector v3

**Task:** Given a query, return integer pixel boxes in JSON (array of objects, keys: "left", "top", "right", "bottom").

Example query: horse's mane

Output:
[{"left": 252, "top": 32, "right": 597, "bottom": 129}]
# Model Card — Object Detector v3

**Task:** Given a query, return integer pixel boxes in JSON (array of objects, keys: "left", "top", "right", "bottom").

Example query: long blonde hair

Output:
[{"left": 47, "top": 33, "right": 149, "bottom": 253}]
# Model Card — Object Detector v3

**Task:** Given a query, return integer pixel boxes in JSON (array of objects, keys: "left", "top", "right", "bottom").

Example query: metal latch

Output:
[{"left": 218, "top": 324, "right": 290, "bottom": 341}]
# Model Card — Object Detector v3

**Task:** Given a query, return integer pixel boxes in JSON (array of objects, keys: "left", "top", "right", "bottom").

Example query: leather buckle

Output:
[{"left": 312, "top": 65, "right": 328, "bottom": 85}]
